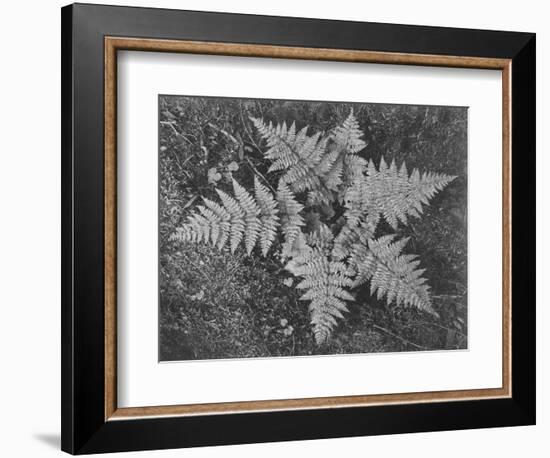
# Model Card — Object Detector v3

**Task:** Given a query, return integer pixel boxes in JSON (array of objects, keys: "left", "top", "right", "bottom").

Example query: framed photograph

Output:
[{"left": 61, "top": 3, "right": 536, "bottom": 454}]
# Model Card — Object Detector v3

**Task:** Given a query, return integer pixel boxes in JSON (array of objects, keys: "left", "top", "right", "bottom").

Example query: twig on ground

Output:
[
  {"left": 245, "top": 157, "right": 277, "bottom": 194},
  {"left": 160, "top": 121, "right": 193, "bottom": 145},
  {"left": 405, "top": 320, "right": 467, "bottom": 338},
  {"left": 238, "top": 101, "right": 264, "bottom": 154},
  {"left": 160, "top": 120, "right": 180, "bottom": 134},
  {"left": 169, "top": 149, "right": 195, "bottom": 176},
  {"left": 207, "top": 122, "right": 239, "bottom": 145},
  {"left": 371, "top": 324, "right": 428, "bottom": 351}
]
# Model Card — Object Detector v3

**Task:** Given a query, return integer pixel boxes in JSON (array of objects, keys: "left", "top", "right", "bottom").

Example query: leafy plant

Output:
[{"left": 172, "top": 111, "right": 456, "bottom": 344}]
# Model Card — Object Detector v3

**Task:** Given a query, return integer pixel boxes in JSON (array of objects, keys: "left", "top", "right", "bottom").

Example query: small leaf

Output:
[
  {"left": 208, "top": 167, "right": 222, "bottom": 183},
  {"left": 189, "top": 290, "right": 204, "bottom": 301},
  {"left": 228, "top": 161, "right": 239, "bottom": 172},
  {"left": 182, "top": 195, "right": 198, "bottom": 210},
  {"left": 283, "top": 326, "right": 294, "bottom": 336},
  {"left": 162, "top": 110, "right": 176, "bottom": 120},
  {"left": 235, "top": 132, "right": 245, "bottom": 160},
  {"left": 282, "top": 278, "right": 293, "bottom": 287}
]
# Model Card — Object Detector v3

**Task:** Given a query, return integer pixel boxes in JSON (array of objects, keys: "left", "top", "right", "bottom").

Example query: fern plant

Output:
[{"left": 172, "top": 111, "right": 456, "bottom": 345}]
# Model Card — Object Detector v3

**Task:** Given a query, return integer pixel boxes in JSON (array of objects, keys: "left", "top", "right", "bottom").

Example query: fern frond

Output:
[
  {"left": 277, "top": 181, "right": 305, "bottom": 256},
  {"left": 175, "top": 178, "right": 280, "bottom": 255},
  {"left": 232, "top": 179, "right": 261, "bottom": 254},
  {"left": 287, "top": 225, "right": 355, "bottom": 344},
  {"left": 377, "top": 157, "right": 454, "bottom": 229},
  {"left": 250, "top": 117, "right": 296, "bottom": 157},
  {"left": 215, "top": 188, "right": 246, "bottom": 253},
  {"left": 332, "top": 111, "right": 368, "bottom": 189},
  {"left": 350, "top": 235, "right": 436, "bottom": 316},
  {"left": 343, "top": 157, "right": 456, "bottom": 231},
  {"left": 252, "top": 117, "right": 334, "bottom": 203},
  {"left": 332, "top": 110, "right": 367, "bottom": 155},
  {"left": 254, "top": 177, "right": 280, "bottom": 256},
  {"left": 251, "top": 117, "right": 297, "bottom": 165}
]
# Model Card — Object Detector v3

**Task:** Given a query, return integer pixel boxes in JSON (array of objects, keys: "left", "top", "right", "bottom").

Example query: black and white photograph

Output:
[{"left": 159, "top": 95, "right": 468, "bottom": 361}]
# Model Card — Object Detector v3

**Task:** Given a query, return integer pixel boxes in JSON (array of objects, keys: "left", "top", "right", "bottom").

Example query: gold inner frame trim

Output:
[{"left": 104, "top": 36, "right": 512, "bottom": 421}]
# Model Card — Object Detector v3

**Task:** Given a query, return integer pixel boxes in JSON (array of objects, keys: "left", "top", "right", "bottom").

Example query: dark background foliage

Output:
[{"left": 159, "top": 95, "right": 467, "bottom": 361}]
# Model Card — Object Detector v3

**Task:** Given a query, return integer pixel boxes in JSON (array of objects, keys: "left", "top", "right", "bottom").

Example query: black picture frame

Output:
[{"left": 61, "top": 3, "right": 535, "bottom": 454}]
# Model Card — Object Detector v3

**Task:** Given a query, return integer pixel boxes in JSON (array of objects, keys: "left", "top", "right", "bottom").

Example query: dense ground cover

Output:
[{"left": 159, "top": 96, "right": 467, "bottom": 360}]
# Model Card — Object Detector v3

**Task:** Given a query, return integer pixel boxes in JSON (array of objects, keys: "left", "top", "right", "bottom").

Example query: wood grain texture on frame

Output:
[
  {"left": 105, "top": 38, "right": 118, "bottom": 420},
  {"left": 104, "top": 36, "right": 512, "bottom": 421}
]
